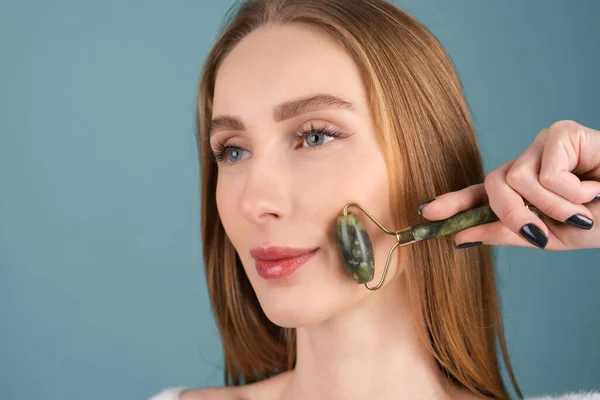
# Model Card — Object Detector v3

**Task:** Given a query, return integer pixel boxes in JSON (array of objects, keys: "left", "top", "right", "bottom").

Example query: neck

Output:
[{"left": 281, "top": 276, "right": 458, "bottom": 400}]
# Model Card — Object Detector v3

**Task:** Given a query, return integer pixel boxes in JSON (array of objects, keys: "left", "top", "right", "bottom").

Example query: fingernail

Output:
[
  {"left": 454, "top": 241, "right": 482, "bottom": 249},
  {"left": 565, "top": 214, "right": 594, "bottom": 230},
  {"left": 418, "top": 198, "right": 435, "bottom": 216},
  {"left": 595, "top": 193, "right": 600, "bottom": 201},
  {"left": 519, "top": 223, "right": 548, "bottom": 249}
]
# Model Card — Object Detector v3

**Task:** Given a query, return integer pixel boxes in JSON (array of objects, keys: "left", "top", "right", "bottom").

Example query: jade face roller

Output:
[{"left": 336, "top": 202, "right": 552, "bottom": 291}]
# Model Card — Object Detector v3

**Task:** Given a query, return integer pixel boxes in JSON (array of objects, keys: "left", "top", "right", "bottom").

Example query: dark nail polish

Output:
[
  {"left": 565, "top": 214, "right": 594, "bottom": 230},
  {"left": 519, "top": 223, "right": 548, "bottom": 249},
  {"left": 454, "top": 241, "right": 482, "bottom": 249},
  {"left": 595, "top": 193, "right": 600, "bottom": 201},
  {"left": 418, "top": 198, "right": 435, "bottom": 216}
]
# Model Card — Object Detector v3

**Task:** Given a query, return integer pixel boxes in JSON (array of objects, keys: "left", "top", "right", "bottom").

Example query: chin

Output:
[
  {"left": 253, "top": 284, "right": 328, "bottom": 328},
  {"left": 242, "top": 251, "right": 368, "bottom": 327},
  {"left": 252, "top": 278, "right": 364, "bottom": 328},
  {"left": 263, "top": 306, "right": 318, "bottom": 328}
]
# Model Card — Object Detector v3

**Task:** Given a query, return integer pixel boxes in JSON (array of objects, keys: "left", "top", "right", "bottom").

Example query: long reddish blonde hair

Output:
[{"left": 196, "top": 1, "right": 521, "bottom": 398}]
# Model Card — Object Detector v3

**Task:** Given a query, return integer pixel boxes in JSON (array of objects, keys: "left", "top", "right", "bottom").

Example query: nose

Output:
[{"left": 238, "top": 152, "right": 291, "bottom": 225}]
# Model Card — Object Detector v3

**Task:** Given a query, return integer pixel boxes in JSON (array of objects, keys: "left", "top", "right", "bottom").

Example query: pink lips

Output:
[{"left": 250, "top": 246, "right": 319, "bottom": 279}]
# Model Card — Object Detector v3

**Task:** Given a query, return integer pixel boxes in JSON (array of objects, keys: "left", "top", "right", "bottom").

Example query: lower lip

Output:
[{"left": 254, "top": 249, "right": 318, "bottom": 280}]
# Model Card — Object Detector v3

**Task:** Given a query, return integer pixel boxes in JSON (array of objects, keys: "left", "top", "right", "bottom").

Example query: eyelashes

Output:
[
  {"left": 293, "top": 122, "right": 348, "bottom": 146},
  {"left": 210, "top": 143, "right": 241, "bottom": 164},
  {"left": 209, "top": 122, "right": 352, "bottom": 164}
]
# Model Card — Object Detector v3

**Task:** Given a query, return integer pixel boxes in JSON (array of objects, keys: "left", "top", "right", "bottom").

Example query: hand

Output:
[{"left": 418, "top": 120, "right": 600, "bottom": 250}]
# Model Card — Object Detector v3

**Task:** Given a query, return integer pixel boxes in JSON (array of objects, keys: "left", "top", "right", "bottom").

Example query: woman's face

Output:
[{"left": 211, "top": 24, "right": 400, "bottom": 327}]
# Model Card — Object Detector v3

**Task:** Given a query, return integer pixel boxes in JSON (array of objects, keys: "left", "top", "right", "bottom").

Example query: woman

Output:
[{"left": 152, "top": 0, "right": 600, "bottom": 399}]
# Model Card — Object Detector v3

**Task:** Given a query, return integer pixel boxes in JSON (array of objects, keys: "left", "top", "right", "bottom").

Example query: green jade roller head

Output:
[{"left": 336, "top": 202, "right": 553, "bottom": 291}]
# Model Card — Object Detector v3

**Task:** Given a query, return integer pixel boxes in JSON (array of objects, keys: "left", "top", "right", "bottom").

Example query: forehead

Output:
[{"left": 212, "top": 24, "right": 368, "bottom": 116}]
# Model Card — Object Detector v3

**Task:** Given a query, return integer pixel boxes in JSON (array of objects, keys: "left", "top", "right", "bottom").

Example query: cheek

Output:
[
  {"left": 340, "top": 149, "right": 399, "bottom": 284},
  {"left": 293, "top": 143, "right": 388, "bottom": 205},
  {"left": 295, "top": 141, "right": 395, "bottom": 252},
  {"left": 304, "top": 147, "right": 395, "bottom": 275},
  {"left": 215, "top": 174, "right": 242, "bottom": 244}
]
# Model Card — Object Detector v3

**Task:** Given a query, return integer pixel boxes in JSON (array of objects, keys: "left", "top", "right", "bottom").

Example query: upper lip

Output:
[{"left": 250, "top": 246, "right": 318, "bottom": 260}]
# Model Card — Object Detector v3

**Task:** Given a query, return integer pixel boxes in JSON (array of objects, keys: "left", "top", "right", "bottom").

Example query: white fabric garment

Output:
[
  {"left": 149, "top": 387, "right": 186, "bottom": 400},
  {"left": 528, "top": 393, "right": 600, "bottom": 400},
  {"left": 149, "top": 387, "right": 600, "bottom": 400}
]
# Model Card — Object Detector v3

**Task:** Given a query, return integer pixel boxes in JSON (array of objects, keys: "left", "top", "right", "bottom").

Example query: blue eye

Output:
[
  {"left": 305, "top": 132, "right": 326, "bottom": 147},
  {"left": 297, "top": 124, "right": 348, "bottom": 149},
  {"left": 211, "top": 145, "right": 248, "bottom": 164},
  {"left": 226, "top": 148, "right": 244, "bottom": 163}
]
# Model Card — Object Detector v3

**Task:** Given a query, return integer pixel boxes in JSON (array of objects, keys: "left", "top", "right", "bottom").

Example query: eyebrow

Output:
[
  {"left": 208, "top": 116, "right": 245, "bottom": 137},
  {"left": 208, "top": 94, "right": 356, "bottom": 137}
]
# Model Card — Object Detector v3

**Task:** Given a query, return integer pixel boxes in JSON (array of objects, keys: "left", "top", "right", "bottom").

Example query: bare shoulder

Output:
[
  {"left": 180, "top": 371, "right": 292, "bottom": 400},
  {"left": 239, "top": 371, "right": 292, "bottom": 400}
]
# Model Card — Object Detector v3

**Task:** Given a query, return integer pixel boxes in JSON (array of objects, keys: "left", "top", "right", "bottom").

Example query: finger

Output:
[
  {"left": 485, "top": 160, "right": 550, "bottom": 249},
  {"left": 417, "top": 183, "right": 488, "bottom": 220},
  {"left": 539, "top": 120, "right": 600, "bottom": 204},
  {"left": 505, "top": 139, "right": 595, "bottom": 230},
  {"left": 453, "top": 220, "right": 568, "bottom": 251}
]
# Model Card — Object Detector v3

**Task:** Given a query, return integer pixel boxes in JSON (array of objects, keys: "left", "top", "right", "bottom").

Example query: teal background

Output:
[{"left": 0, "top": 1, "right": 598, "bottom": 399}]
